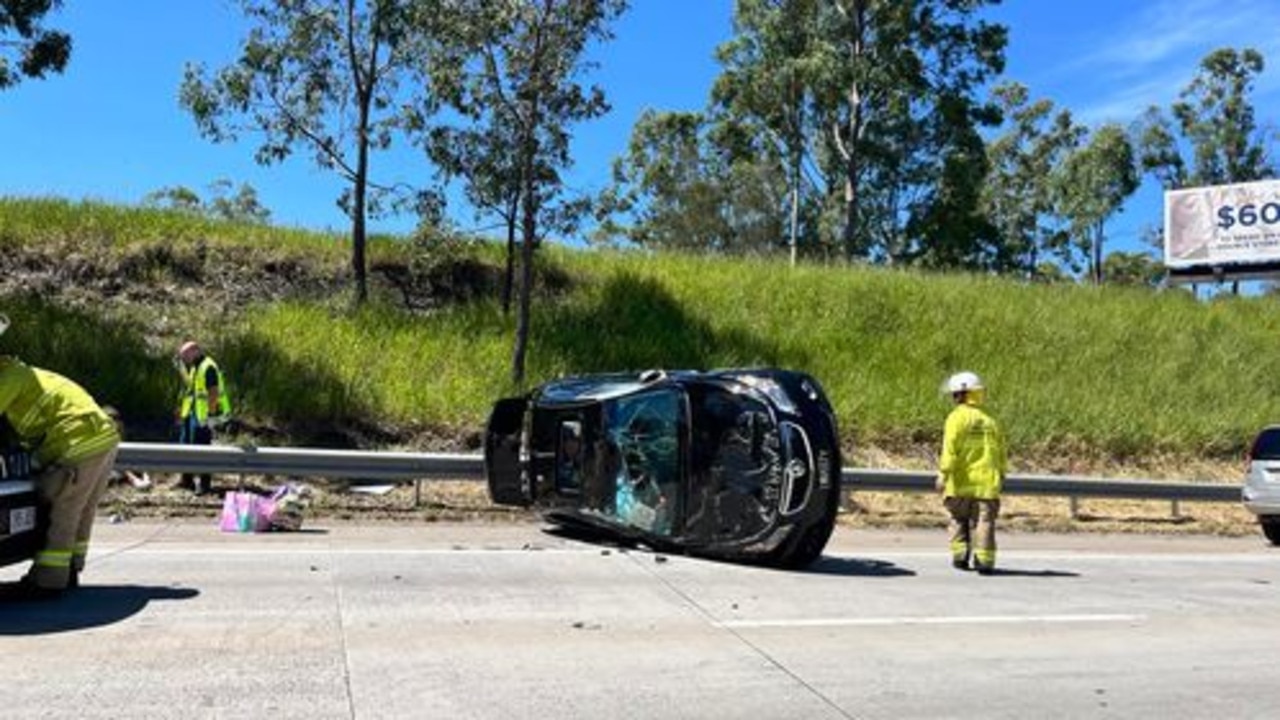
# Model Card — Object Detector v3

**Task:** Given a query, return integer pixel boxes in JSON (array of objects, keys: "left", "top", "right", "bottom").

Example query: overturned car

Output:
[{"left": 485, "top": 368, "right": 843, "bottom": 568}]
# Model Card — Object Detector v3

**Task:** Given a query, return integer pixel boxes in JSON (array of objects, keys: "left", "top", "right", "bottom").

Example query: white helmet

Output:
[{"left": 942, "top": 371, "right": 983, "bottom": 395}]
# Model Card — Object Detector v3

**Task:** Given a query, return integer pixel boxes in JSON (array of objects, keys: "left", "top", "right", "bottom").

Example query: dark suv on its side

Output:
[{"left": 485, "top": 368, "right": 843, "bottom": 568}]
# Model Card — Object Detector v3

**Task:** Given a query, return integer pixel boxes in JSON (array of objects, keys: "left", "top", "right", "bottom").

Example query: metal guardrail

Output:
[
  {"left": 116, "top": 442, "right": 482, "bottom": 481},
  {"left": 115, "top": 442, "right": 1243, "bottom": 503},
  {"left": 843, "top": 467, "right": 1242, "bottom": 502}
]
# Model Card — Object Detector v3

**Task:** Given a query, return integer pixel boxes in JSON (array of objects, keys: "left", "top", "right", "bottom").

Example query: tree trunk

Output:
[
  {"left": 502, "top": 200, "right": 517, "bottom": 315},
  {"left": 352, "top": 121, "right": 370, "bottom": 305},
  {"left": 840, "top": 0, "right": 866, "bottom": 261},
  {"left": 512, "top": 1, "right": 550, "bottom": 386},
  {"left": 789, "top": 176, "right": 799, "bottom": 266},
  {"left": 513, "top": 146, "right": 538, "bottom": 385},
  {"left": 348, "top": 0, "right": 373, "bottom": 306},
  {"left": 1092, "top": 220, "right": 1104, "bottom": 285}
]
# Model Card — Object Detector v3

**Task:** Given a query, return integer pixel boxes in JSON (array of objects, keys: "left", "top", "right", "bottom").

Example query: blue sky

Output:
[{"left": 2, "top": 0, "right": 1278, "bottom": 256}]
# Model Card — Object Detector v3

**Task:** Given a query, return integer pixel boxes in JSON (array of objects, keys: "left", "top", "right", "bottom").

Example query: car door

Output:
[{"left": 485, "top": 397, "right": 531, "bottom": 507}]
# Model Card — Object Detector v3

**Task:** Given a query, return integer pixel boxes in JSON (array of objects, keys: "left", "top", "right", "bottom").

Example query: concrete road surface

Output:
[{"left": 2, "top": 520, "right": 1277, "bottom": 719}]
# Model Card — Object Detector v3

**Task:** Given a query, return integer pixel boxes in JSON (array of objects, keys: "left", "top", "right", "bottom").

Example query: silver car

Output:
[{"left": 1242, "top": 425, "right": 1280, "bottom": 545}]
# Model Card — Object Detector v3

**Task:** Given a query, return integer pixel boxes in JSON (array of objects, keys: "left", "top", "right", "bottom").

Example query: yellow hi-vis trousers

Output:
[
  {"left": 31, "top": 447, "right": 118, "bottom": 590},
  {"left": 944, "top": 496, "right": 1000, "bottom": 570}
]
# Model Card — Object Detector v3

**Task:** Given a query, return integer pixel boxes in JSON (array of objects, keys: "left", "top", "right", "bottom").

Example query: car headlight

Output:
[{"left": 733, "top": 375, "right": 796, "bottom": 414}]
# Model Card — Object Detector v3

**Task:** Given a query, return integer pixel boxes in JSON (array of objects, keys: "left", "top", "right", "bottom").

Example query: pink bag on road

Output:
[{"left": 218, "top": 490, "right": 273, "bottom": 533}]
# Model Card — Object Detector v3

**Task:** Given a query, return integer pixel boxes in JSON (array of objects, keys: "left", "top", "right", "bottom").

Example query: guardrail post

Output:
[
  {"left": 1171, "top": 499, "right": 1181, "bottom": 519},
  {"left": 1069, "top": 496, "right": 1080, "bottom": 520},
  {"left": 414, "top": 479, "right": 422, "bottom": 508}
]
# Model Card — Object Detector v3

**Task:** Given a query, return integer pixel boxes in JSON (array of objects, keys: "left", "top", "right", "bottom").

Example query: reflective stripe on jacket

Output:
[
  {"left": 0, "top": 356, "right": 120, "bottom": 467},
  {"left": 179, "top": 355, "right": 231, "bottom": 425},
  {"left": 939, "top": 401, "right": 1007, "bottom": 500}
]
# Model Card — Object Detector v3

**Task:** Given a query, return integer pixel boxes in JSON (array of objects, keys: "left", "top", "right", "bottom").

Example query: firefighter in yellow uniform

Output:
[
  {"left": 0, "top": 314, "right": 121, "bottom": 599},
  {"left": 937, "top": 371, "right": 1007, "bottom": 575}
]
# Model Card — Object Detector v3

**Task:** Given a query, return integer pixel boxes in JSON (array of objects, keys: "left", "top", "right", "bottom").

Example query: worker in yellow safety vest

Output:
[
  {"left": 0, "top": 313, "right": 121, "bottom": 600},
  {"left": 175, "top": 339, "right": 231, "bottom": 495},
  {"left": 936, "top": 371, "right": 1007, "bottom": 575}
]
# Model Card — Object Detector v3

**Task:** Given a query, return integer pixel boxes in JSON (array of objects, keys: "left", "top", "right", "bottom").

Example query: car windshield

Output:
[
  {"left": 596, "top": 388, "right": 685, "bottom": 536},
  {"left": 1252, "top": 428, "right": 1280, "bottom": 461}
]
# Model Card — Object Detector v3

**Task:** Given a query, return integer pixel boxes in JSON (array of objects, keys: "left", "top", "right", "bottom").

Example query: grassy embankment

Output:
[
  {"left": 4, "top": 196, "right": 1279, "bottom": 462},
  {"left": 1, "top": 197, "right": 1274, "bottom": 535}
]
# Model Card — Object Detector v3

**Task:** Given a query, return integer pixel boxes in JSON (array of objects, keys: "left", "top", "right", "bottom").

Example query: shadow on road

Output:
[
  {"left": 542, "top": 523, "right": 630, "bottom": 548},
  {"left": 0, "top": 585, "right": 199, "bottom": 635},
  {"left": 542, "top": 527, "right": 920, "bottom": 577},
  {"left": 805, "top": 556, "right": 917, "bottom": 578},
  {"left": 981, "top": 568, "right": 1080, "bottom": 578}
]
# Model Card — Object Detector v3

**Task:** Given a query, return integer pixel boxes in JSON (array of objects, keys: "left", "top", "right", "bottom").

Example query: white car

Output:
[{"left": 1242, "top": 425, "right": 1280, "bottom": 545}]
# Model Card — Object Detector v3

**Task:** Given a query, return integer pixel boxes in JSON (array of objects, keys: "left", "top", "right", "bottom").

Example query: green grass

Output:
[{"left": 3, "top": 196, "right": 1278, "bottom": 459}]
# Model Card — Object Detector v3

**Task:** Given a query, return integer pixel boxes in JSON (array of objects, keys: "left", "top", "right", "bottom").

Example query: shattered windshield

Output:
[{"left": 596, "top": 388, "right": 685, "bottom": 536}]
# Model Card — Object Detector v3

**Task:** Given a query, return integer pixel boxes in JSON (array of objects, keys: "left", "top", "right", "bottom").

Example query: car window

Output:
[
  {"left": 556, "top": 420, "right": 585, "bottom": 494},
  {"left": 1251, "top": 428, "right": 1280, "bottom": 461}
]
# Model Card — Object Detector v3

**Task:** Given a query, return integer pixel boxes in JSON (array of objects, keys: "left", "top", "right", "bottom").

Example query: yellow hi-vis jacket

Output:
[
  {"left": 939, "top": 400, "right": 1007, "bottom": 500},
  {"left": 0, "top": 356, "right": 120, "bottom": 467},
  {"left": 179, "top": 355, "right": 231, "bottom": 425}
]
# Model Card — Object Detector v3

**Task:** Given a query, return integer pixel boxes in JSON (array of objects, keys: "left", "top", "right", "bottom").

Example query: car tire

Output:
[
  {"left": 772, "top": 474, "right": 842, "bottom": 569},
  {"left": 1261, "top": 518, "right": 1280, "bottom": 546},
  {"left": 775, "top": 515, "right": 836, "bottom": 569}
]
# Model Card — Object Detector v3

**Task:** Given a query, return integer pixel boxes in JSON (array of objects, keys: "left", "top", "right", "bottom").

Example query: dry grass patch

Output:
[
  {"left": 102, "top": 477, "right": 521, "bottom": 525},
  {"left": 840, "top": 491, "right": 1258, "bottom": 537}
]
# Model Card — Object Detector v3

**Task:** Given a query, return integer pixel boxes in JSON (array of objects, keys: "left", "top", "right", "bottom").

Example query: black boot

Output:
[{"left": 0, "top": 573, "right": 65, "bottom": 602}]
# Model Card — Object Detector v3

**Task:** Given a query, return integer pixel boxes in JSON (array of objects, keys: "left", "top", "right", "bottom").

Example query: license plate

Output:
[{"left": 9, "top": 506, "right": 35, "bottom": 534}]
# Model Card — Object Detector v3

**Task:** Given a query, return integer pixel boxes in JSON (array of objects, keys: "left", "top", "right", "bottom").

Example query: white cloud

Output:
[
  {"left": 1079, "top": 0, "right": 1240, "bottom": 71},
  {"left": 1066, "top": 0, "right": 1280, "bottom": 123}
]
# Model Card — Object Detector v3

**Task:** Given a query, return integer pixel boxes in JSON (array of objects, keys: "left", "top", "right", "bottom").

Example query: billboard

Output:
[{"left": 1164, "top": 179, "right": 1280, "bottom": 270}]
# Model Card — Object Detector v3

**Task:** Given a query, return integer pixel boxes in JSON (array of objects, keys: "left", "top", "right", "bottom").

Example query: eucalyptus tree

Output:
[
  {"left": 0, "top": 0, "right": 71, "bottom": 89},
  {"left": 714, "top": 0, "right": 824, "bottom": 263},
  {"left": 1055, "top": 124, "right": 1138, "bottom": 285},
  {"left": 422, "top": 104, "right": 525, "bottom": 312},
  {"left": 434, "top": 0, "right": 627, "bottom": 384},
  {"left": 809, "top": 0, "right": 1007, "bottom": 263},
  {"left": 181, "top": 0, "right": 441, "bottom": 304},
  {"left": 602, "top": 108, "right": 790, "bottom": 255},
  {"left": 617, "top": 0, "right": 1004, "bottom": 266},
  {"left": 1102, "top": 250, "right": 1164, "bottom": 288},
  {"left": 982, "top": 82, "right": 1084, "bottom": 276},
  {"left": 602, "top": 110, "right": 730, "bottom": 251},
  {"left": 1137, "top": 47, "right": 1275, "bottom": 190},
  {"left": 143, "top": 180, "right": 273, "bottom": 224},
  {"left": 206, "top": 180, "right": 273, "bottom": 224}
]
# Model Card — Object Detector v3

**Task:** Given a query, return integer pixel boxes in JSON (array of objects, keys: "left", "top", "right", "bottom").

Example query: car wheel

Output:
[
  {"left": 1261, "top": 518, "right": 1280, "bottom": 546},
  {"left": 773, "top": 483, "right": 842, "bottom": 569},
  {"left": 775, "top": 516, "right": 836, "bottom": 569}
]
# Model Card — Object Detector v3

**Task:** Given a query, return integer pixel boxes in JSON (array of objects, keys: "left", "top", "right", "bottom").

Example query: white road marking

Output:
[
  {"left": 87, "top": 546, "right": 606, "bottom": 556},
  {"left": 81, "top": 546, "right": 1279, "bottom": 563},
  {"left": 716, "top": 613, "right": 1146, "bottom": 629},
  {"left": 832, "top": 551, "right": 1278, "bottom": 564}
]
